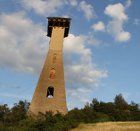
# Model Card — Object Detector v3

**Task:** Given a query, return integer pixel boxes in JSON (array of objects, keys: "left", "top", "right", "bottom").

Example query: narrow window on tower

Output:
[
  {"left": 47, "top": 86, "right": 54, "bottom": 98},
  {"left": 50, "top": 68, "right": 56, "bottom": 79},
  {"left": 53, "top": 53, "right": 57, "bottom": 63}
]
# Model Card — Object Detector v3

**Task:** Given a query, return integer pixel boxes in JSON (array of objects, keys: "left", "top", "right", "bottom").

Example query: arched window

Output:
[
  {"left": 47, "top": 86, "right": 54, "bottom": 98},
  {"left": 53, "top": 53, "right": 57, "bottom": 63},
  {"left": 50, "top": 68, "right": 56, "bottom": 79}
]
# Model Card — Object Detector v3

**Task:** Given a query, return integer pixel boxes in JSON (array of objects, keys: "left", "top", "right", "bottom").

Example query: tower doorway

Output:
[{"left": 47, "top": 86, "right": 54, "bottom": 98}]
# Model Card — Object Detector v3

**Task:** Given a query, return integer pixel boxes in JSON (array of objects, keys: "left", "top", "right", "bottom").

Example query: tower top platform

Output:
[{"left": 47, "top": 17, "right": 71, "bottom": 37}]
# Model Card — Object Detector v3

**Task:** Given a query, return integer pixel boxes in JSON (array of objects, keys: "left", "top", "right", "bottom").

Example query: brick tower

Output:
[{"left": 28, "top": 17, "right": 71, "bottom": 116}]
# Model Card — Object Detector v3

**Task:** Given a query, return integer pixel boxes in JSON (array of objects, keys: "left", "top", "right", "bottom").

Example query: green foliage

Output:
[
  {"left": 88, "top": 94, "right": 140, "bottom": 121},
  {"left": 0, "top": 104, "right": 10, "bottom": 126},
  {"left": 0, "top": 100, "right": 29, "bottom": 126},
  {"left": 0, "top": 94, "right": 140, "bottom": 130},
  {"left": 114, "top": 94, "right": 129, "bottom": 110}
]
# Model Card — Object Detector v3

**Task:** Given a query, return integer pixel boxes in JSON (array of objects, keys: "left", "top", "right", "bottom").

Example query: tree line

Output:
[{"left": 0, "top": 94, "right": 140, "bottom": 131}]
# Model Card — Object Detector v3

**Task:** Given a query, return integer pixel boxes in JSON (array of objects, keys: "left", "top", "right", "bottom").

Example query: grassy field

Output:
[{"left": 71, "top": 122, "right": 140, "bottom": 131}]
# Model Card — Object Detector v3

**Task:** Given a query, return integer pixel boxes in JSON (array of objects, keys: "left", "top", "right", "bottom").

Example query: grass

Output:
[{"left": 71, "top": 122, "right": 140, "bottom": 131}]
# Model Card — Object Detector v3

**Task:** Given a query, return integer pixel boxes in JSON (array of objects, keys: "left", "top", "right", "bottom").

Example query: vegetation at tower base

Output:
[{"left": 0, "top": 94, "right": 140, "bottom": 131}]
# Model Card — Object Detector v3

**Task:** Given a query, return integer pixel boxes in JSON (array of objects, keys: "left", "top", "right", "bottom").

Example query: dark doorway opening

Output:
[{"left": 47, "top": 86, "right": 54, "bottom": 98}]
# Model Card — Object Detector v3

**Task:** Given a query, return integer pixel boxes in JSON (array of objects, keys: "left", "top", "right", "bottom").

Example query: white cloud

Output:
[
  {"left": 105, "top": 3, "right": 131, "bottom": 42},
  {"left": 21, "top": 0, "right": 95, "bottom": 21},
  {"left": 107, "top": 20, "right": 131, "bottom": 42},
  {"left": 105, "top": 3, "right": 127, "bottom": 21},
  {"left": 64, "top": 34, "right": 107, "bottom": 108},
  {"left": 79, "top": 1, "right": 94, "bottom": 20},
  {"left": 22, "top": 0, "right": 67, "bottom": 16},
  {"left": 92, "top": 21, "right": 105, "bottom": 32},
  {"left": 65, "top": 63, "right": 107, "bottom": 88},
  {"left": 64, "top": 34, "right": 91, "bottom": 63},
  {"left": 117, "top": 31, "right": 131, "bottom": 42},
  {"left": 0, "top": 12, "right": 48, "bottom": 73},
  {"left": 0, "top": 12, "right": 107, "bottom": 109}
]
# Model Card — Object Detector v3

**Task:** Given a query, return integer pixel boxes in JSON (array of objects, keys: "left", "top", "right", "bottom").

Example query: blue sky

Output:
[{"left": 0, "top": 0, "right": 140, "bottom": 109}]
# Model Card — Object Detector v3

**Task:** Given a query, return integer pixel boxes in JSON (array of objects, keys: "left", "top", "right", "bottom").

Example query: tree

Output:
[
  {"left": 90, "top": 98, "right": 100, "bottom": 111},
  {"left": 0, "top": 104, "right": 10, "bottom": 125},
  {"left": 114, "top": 94, "right": 129, "bottom": 110},
  {"left": 8, "top": 100, "right": 29, "bottom": 125}
]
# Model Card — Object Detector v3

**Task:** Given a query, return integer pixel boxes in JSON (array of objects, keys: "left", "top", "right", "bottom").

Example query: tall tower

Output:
[{"left": 29, "top": 17, "right": 71, "bottom": 116}]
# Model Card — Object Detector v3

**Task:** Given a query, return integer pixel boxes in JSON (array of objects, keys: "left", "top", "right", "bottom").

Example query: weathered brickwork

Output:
[{"left": 28, "top": 17, "right": 71, "bottom": 116}]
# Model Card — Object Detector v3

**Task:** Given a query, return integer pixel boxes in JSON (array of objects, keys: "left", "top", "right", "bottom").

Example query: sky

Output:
[{"left": 0, "top": 0, "right": 140, "bottom": 109}]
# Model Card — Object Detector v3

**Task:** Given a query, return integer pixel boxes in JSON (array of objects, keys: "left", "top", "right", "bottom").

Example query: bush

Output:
[{"left": 0, "top": 94, "right": 140, "bottom": 130}]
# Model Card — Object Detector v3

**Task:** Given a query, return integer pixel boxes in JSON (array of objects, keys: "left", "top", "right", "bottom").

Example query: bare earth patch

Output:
[{"left": 71, "top": 122, "right": 140, "bottom": 131}]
